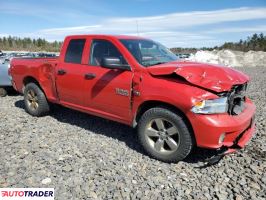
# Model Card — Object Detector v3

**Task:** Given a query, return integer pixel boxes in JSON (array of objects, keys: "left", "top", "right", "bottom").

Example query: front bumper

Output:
[{"left": 188, "top": 98, "right": 256, "bottom": 150}]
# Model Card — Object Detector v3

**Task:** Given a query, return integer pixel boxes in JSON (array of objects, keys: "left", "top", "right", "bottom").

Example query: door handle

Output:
[
  {"left": 58, "top": 69, "right": 66, "bottom": 75},
  {"left": 84, "top": 73, "right": 96, "bottom": 80}
]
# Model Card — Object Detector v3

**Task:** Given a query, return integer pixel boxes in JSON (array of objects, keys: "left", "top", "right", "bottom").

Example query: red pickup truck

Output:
[{"left": 9, "top": 35, "right": 255, "bottom": 163}]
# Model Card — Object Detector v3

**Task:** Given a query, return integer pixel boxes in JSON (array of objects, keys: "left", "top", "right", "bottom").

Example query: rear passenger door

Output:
[{"left": 56, "top": 38, "right": 88, "bottom": 107}]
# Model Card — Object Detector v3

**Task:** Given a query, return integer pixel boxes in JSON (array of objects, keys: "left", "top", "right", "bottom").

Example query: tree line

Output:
[
  {"left": 0, "top": 33, "right": 265, "bottom": 53},
  {"left": 171, "top": 33, "right": 266, "bottom": 53},
  {"left": 0, "top": 36, "right": 62, "bottom": 52},
  {"left": 219, "top": 33, "right": 266, "bottom": 52}
]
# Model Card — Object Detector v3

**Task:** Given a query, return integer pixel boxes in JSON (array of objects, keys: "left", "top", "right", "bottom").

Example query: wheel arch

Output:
[
  {"left": 134, "top": 100, "right": 196, "bottom": 145},
  {"left": 23, "top": 76, "right": 44, "bottom": 94}
]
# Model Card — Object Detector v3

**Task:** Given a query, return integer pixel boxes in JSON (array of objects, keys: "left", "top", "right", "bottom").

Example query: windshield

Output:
[{"left": 120, "top": 39, "right": 178, "bottom": 67}]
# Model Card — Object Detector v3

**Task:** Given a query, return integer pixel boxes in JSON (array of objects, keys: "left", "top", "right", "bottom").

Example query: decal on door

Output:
[{"left": 115, "top": 88, "right": 129, "bottom": 96}]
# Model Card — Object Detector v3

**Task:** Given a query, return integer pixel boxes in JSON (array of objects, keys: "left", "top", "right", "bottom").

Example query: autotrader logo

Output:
[{"left": 0, "top": 188, "right": 54, "bottom": 199}]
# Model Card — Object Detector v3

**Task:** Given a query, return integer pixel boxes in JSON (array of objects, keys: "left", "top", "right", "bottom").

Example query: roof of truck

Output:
[{"left": 65, "top": 34, "right": 149, "bottom": 40}]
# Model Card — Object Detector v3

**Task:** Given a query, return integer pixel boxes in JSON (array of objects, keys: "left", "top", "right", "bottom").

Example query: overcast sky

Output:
[{"left": 0, "top": 0, "right": 266, "bottom": 47}]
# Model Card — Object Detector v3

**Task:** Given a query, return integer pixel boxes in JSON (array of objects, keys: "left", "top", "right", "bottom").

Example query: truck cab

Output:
[{"left": 55, "top": 35, "right": 136, "bottom": 124}]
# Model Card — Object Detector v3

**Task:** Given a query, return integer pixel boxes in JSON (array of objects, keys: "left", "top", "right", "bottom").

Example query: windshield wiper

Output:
[{"left": 146, "top": 62, "right": 166, "bottom": 67}]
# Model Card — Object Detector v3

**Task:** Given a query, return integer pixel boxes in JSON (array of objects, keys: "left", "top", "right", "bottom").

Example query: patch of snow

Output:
[{"left": 188, "top": 50, "right": 266, "bottom": 67}]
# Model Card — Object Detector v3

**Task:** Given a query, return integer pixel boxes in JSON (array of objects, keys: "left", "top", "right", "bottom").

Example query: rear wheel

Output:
[
  {"left": 24, "top": 83, "right": 50, "bottom": 116},
  {"left": 138, "top": 107, "right": 193, "bottom": 163},
  {"left": 0, "top": 88, "right": 7, "bottom": 97}
]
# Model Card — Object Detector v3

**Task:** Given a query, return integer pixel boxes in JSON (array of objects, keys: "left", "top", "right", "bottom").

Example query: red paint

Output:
[
  {"left": 10, "top": 35, "right": 255, "bottom": 151},
  {"left": 148, "top": 61, "right": 250, "bottom": 92}
]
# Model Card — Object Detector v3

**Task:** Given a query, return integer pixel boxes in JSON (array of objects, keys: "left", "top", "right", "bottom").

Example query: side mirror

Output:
[{"left": 101, "top": 57, "right": 131, "bottom": 71}]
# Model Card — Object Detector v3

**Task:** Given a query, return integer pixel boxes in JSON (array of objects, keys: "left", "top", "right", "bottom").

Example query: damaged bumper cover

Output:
[
  {"left": 202, "top": 120, "right": 255, "bottom": 166},
  {"left": 223, "top": 115, "right": 255, "bottom": 154}
]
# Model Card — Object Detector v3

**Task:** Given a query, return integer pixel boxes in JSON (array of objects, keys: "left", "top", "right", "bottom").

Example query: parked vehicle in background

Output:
[
  {"left": 0, "top": 53, "right": 31, "bottom": 96},
  {"left": 9, "top": 35, "right": 256, "bottom": 163},
  {"left": 175, "top": 53, "right": 191, "bottom": 59},
  {"left": 0, "top": 53, "right": 27, "bottom": 97},
  {"left": 36, "top": 52, "right": 57, "bottom": 58},
  {"left": 0, "top": 51, "right": 12, "bottom": 97},
  {"left": 0, "top": 63, "right": 12, "bottom": 97}
]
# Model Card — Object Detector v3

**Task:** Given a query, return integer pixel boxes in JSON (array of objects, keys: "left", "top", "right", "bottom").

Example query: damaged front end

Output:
[
  {"left": 147, "top": 61, "right": 250, "bottom": 93},
  {"left": 201, "top": 88, "right": 255, "bottom": 166},
  {"left": 147, "top": 62, "right": 250, "bottom": 116},
  {"left": 147, "top": 62, "right": 256, "bottom": 166},
  {"left": 195, "top": 82, "right": 255, "bottom": 166}
]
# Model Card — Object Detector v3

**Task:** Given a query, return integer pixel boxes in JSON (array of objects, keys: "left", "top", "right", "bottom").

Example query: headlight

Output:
[{"left": 191, "top": 97, "right": 228, "bottom": 114}]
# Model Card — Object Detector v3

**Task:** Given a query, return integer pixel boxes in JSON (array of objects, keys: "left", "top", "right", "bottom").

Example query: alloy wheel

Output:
[
  {"left": 26, "top": 89, "right": 39, "bottom": 110},
  {"left": 144, "top": 118, "right": 180, "bottom": 154}
]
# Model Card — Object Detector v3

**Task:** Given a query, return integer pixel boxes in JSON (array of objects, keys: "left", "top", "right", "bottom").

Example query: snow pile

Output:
[{"left": 189, "top": 50, "right": 266, "bottom": 67}]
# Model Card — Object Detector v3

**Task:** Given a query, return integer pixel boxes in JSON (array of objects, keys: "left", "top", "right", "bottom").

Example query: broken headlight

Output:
[{"left": 191, "top": 97, "right": 228, "bottom": 114}]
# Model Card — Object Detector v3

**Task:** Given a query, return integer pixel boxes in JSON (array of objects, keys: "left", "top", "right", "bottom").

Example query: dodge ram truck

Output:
[{"left": 9, "top": 35, "right": 256, "bottom": 163}]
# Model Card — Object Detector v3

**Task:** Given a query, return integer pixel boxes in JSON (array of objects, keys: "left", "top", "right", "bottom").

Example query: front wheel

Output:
[
  {"left": 24, "top": 83, "right": 50, "bottom": 116},
  {"left": 138, "top": 107, "right": 193, "bottom": 163}
]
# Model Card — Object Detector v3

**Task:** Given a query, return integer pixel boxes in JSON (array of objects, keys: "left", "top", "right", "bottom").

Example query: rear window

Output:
[{"left": 64, "top": 39, "right": 86, "bottom": 64}]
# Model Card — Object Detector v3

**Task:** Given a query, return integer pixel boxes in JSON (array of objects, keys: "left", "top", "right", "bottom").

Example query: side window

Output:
[
  {"left": 65, "top": 39, "right": 86, "bottom": 64},
  {"left": 89, "top": 40, "right": 128, "bottom": 66}
]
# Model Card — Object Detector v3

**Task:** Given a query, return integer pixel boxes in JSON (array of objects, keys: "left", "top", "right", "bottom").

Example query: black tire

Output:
[
  {"left": 24, "top": 83, "right": 50, "bottom": 116},
  {"left": 138, "top": 107, "right": 193, "bottom": 163},
  {"left": 0, "top": 88, "right": 7, "bottom": 97}
]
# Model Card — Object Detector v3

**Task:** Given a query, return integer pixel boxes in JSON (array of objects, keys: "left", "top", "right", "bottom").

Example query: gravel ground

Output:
[{"left": 0, "top": 67, "right": 265, "bottom": 200}]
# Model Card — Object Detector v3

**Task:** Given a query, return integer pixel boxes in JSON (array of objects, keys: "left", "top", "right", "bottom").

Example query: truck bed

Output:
[
  {"left": 10, "top": 57, "right": 59, "bottom": 101},
  {"left": 11, "top": 57, "right": 58, "bottom": 66}
]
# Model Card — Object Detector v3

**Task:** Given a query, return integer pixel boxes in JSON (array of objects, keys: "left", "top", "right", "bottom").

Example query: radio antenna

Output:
[{"left": 136, "top": 20, "right": 139, "bottom": 36}]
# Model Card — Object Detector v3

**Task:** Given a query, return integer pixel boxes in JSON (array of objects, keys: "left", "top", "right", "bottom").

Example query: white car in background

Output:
[
  {"left": 0, "top": 57, "right": 13, "bottom": 97},
  {"left": 0, "top": 52, "right": 32, "bottom": 97}
]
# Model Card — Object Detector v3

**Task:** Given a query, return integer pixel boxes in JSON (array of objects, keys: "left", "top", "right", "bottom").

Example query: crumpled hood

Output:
[{"left": 147, "top": 61, "right": 249, "bottom": 93}]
